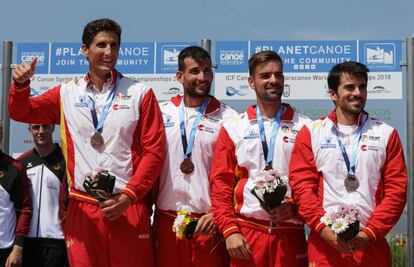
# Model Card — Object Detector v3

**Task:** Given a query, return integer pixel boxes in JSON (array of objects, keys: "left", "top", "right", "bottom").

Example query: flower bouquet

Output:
[
  {"left": 172, "top": 210, "right": 199, "bottom": 240},
  {"left": 251, "top": 169, "right": 288, "bottom": 213},
  {"left": 321, "top": 206, "right": 360, "bottom": 241},
  {"left": 83, "top": 167, "right": 116, "bottom": 201}
]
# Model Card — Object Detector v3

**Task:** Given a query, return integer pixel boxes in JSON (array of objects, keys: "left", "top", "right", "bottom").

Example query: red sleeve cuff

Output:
[
  {"left": 222, "top": 223, "right": 241, "bottom": 239},
  {"left": 123, "top": 187, "right": 138, "bottom": 203},
  {"left": 315, "top": 221, "right": 326, "bottom": 233},
  {"left": 361, "top": 227, "right": 377, "bottom": 241},
  {"left": 13, "top": 80, "right": 31, "bottom": 89}
]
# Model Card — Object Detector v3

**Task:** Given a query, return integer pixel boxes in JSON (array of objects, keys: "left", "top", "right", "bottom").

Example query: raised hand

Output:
[{"left": 12, "top": 57, "right": 37, "bottom": 84}]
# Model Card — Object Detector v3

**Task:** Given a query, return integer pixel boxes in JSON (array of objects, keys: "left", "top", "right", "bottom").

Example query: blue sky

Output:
[{"left": 1, "top": 0, "right": 413, "bottom": 43}]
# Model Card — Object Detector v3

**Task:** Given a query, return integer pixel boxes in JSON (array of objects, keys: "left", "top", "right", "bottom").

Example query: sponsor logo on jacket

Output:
[
  {"left": 198, "top": 124, "right": 216, "bottom": 134},
  {"left": 361, "top": 144, "right": 378, "bottom": 152},
  {"left": 112, "top": 94, "right": 132, "bottom": 110},
  {"left": 283, "top": 135, "right": 296, "bottom": 143},
  {"left": 201, "top": 116, "right": 220, "bottom": 124},
  {"left": 243, "top": 129, "right": 259, "bottom": 139},
  {"left": 112, "top": 104, "right": 130, "bottom": 110},
  {"left": 361, "top": 135, "right": 381, "bottom": 142},
  {"left": 164, "top": 115, "right": 175, "bottom": 128},
  {"left": 321, "top": 137, "right": 336, "bottom": 149},
  {"left": 75, "top": 95, "right": 88, "bottom": 107}
]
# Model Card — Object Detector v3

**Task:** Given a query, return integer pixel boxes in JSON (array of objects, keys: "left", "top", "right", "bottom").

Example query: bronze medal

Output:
[
  {"left": 90, "top": 132, "right": 104, "bottom": 150},
  {"left": 344, "top": 174, "right": 359, "bottom": 192},
  {"left": 180, "top": 158, "right": 194, "bottom": 174}
]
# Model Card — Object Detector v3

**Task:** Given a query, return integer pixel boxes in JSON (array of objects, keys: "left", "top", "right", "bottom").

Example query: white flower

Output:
[
  {"left": 279, "top": 175, "right": 288, "bottom": 185},
  {"left": 254, "top": 171, "right": 267, "bottom": 181},
  {"left": 344, "top": 213, "right": 357, "bottom": 224},
  {"left": 253, "top": 170, "right": 288, "bottom": 199},
  {"left": 253, "top": 180, "right": 266, "bottom": 190},
  {"left": 320, "top": 214, "right": 334, "bottom": 225},
  {"left": 264, "top": 172, "right": 275, "bottom": 183},
  {"left": 265, "top": 182, "right": 275, "bottom": 193},
  {"left": 331, "top": 218, "right": 349, "bottom": 234},
  {"left": 173, "top": 214, "right": 186, "bottom": 233}
]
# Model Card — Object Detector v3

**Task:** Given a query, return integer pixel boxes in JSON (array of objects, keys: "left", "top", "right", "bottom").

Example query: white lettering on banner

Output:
[
  {"left": 116, "top": 59, "right": 148, "bottom": 66},
  {"left": 21, "top": 53, "right": 45, "bottom": 63},
  {"left": 118, "top": 47, "right": 149, "bottom": 56},
  {"left": 56, "top": 59, "right": 76, "bottom": 66},
  {"left": 219, "top": 49, "right": 245, "bottom": 65},
  {"left": 79, "top": 59, "right": 89, "bottom": 66},
  {"left": 277, "top": 45, "right": 352, "bottom": 55},
  {"left": 284, "top": 58, "right": 296, "bottom": 64},
  {"left": 299, "top": 57, "right": 351, "bottom": 64},
  {"left": 220, "top": 52, "right": 244, "bottom": 61},
  {"left": 59, "top": 47, "right": 83, "bottom": 56}
]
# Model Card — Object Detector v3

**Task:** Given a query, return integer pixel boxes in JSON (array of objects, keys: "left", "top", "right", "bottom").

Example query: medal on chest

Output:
[
  {"left": 90, "top": 132, "right": 105, "bottom": 150},
  {"left": 256, "top": 105, "right": 285, "bottom": 171},
  {"left": 180, "top": 158, "right": 195, "bottom": 174},
  {"left": 344, "top": 174, "right": 360, "bottom": 192},
  {"left": 88, "top": 73, "right": 120, "bottom": 150},
  {"left": 333, "top": 114, "right": 368, "bottom": 193},
  {"left": 178, "top": 98, "right": 210, "bottom": 175}
]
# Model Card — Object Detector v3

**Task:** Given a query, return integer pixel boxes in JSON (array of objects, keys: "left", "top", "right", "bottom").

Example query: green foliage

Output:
[{"left": 387, "top": 234, "right": 407, "bottom": 267}]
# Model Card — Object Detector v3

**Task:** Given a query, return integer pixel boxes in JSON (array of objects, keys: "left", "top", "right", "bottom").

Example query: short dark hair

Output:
[
  {"left": 178, "top": 46, "right": 211, "bottom": 71},
  {"left": 248, "top": 50, "right": 283, "bottom": 76},
  {"left": 328, "top": 61, "right": 369, "bottom": 92},
  {"left": 82, "top": 18, "right": 122, "bottom": 48}
]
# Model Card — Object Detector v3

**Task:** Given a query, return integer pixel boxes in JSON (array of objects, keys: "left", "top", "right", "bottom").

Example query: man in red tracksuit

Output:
[
  {"left": 289, "top": 61, "right": 407, "bottom": 266},
  {"left": 9, "top": 18, "right": 165, "bottom": 267},
  {"left": 154, "top": 46, "right": 237, "bottom": 267},
  {"left": 210, "top": 50, "right": 310, "bottom": 267}
]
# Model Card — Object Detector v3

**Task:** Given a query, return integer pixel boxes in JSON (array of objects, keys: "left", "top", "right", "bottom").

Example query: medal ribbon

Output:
[
  {"left": 333, "top": 114, "right": 368, "bottom": 176},
  {"left": 88, "top": 72, "right": 120, "bottom": 134},
  {"left": 256, "top": 105, "right": 285, "bottom": 168},
  {"left": 179, "top": 98, "right": 210, "bottom": 159}
]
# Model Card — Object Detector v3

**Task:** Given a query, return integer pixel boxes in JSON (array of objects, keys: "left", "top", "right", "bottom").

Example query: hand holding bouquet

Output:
[
  {"left": 321, "top": 206, "right": 360, "bottom": 242},
  {"left": 172, "top": 210, "right": 199, "bottom": 240},
  {"left": 251, "top": 169, "right": 288, "bottom": 213},
  {"left": 83, "top": 168, "right": 116, "bottom": 201}
]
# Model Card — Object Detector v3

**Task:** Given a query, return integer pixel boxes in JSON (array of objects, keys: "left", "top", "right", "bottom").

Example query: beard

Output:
[
  {"left": 263, "top": 88, "right": 283, "bottom": 102},
  {"left": 186, "top": 85, "right": 211, "bottom": 98},
  {"left": 346, "top": 97, "right": 366, "bottom": 114}
]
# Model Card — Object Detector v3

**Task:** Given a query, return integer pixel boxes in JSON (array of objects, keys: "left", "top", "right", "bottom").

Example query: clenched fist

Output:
[{"left": 12, "top": 57, "right": 37, "bottom": 84}]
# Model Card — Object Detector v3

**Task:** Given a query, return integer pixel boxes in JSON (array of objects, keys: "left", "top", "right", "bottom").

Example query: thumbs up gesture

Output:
[{"left": 12, "top": 57, "right": 37, "bottom": 84}]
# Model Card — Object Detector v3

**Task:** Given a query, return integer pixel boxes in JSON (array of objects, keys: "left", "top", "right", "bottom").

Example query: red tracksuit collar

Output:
[
  {"left": 171, "top": 95, "right": 221, "bottom": 115},
  {"left": 246, "top": 103, "right": 294, "bottom": 121},
  {"left": 327, "top": 108, "right": 369, "bottom": 127}
]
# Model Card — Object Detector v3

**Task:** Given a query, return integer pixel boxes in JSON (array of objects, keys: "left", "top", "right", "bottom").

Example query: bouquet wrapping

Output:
[
  {"left": 83, "top": 168, "right": 116, "bottom": 201},
  {"left": 321, "top": 206, "right": 360, "bottom": 241}
]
